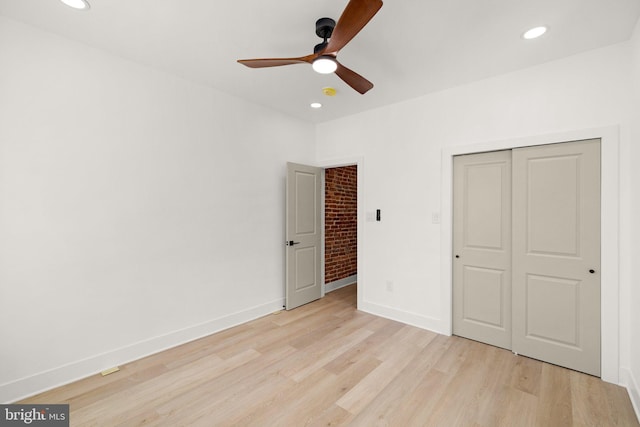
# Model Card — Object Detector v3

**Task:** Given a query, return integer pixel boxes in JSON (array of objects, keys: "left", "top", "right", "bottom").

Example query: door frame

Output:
[
  {"left": 441, "top": 126, "right": 620, "bottom": 384},
  {"left": 317, "top": 157, "right": 364, "bottom": 309}
]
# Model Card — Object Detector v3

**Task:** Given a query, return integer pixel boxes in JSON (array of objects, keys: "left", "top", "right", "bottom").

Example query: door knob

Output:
[
  {"left": 589, "top": 269, "right": 596, "bottom": 274},
  {"left": 286, "top": 241, "right": 301, "bottom": 246}
]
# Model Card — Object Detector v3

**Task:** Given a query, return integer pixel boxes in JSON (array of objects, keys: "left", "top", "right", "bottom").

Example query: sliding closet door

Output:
[
  {"left": 453, "top": 150, "right": 512, "bottom": 350},
  {"left": 511, "top": 139, "right": 601, "bottom": 376}
]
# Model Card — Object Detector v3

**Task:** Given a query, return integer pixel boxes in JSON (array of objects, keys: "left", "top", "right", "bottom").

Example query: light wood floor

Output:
[{"left": 22, "top": 284, "right": 638, "bottom": 426}]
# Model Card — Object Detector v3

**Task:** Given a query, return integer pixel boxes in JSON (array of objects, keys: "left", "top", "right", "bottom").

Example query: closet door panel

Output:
[
  {"left": 512, "top": 139, "right": 601, "bottom": 376},
  {"left": 453, "top": 150, "right": 512, "bottom": 350}
]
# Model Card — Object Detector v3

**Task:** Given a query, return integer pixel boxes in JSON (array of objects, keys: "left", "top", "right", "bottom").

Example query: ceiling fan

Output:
[{"left": 237, "top": 0, "right": 383, "bottom": 94}]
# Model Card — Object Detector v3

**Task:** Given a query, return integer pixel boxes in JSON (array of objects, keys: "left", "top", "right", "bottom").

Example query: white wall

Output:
[
  {"left": 316, "top": 39, "right": 636, "bottom": 391},
  {"left": 627, "top": 18, "right": 640, "bottom": 417},
  {"left": 0, "top": 17, "right": 315, "bottom": 402}
]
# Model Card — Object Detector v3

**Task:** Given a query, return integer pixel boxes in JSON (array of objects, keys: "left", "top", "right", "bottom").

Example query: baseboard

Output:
[
  {"left": 621, "top": 367, "right": 640, "bottom": 423},
  {"left": 0, "top": 298, "right": 284, "bottom": 404},
  {"left": 359, "top": 300, "right": 442, "bottom": 334},
  {"left": 325, "top": 275, "right": 357, "bottom": 293}
]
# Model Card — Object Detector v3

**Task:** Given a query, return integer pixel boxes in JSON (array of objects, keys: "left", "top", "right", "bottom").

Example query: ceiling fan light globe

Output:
[{"left": 312, "top": 57, "right": 338, "bottom": 74}]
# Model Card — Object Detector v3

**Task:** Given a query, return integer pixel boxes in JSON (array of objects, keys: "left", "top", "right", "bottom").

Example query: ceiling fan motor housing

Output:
[
  {"left": 315, "top": 17, "right": 336, "bottom": 39},
  {"left": 314, "top": 17, "right": 336, "bottom": 53}
]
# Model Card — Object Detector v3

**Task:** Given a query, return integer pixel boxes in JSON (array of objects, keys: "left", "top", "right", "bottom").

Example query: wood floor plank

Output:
[
  {"left": 482, "top": 385, "right": 538, "bottom": 427},
  {"left": 151, "top": 345, "right": 297, "bottom": 419},
  {"left": 229, "top": 369, "right": 334, "bottom": 426},
  {"left": 509, "top": 352, "right": 542, "bottom": 396},
  {"left": 287, "top": 328, "right": 373, "bottom": 382},
  {"left": 421, "top": 339, "right": 495, "bottom": 426},
  {"left": 335, "top": 328, "right": 437, "bottom": 414},
  {"left": 70, "top": 349, "right": 260, "bottom": 426},
  {"left": 570, "top": 369, "right": 640, "bottom": 426},
  {"left": 392, "top": 368, "right": 452, "bottom": 427},
  {"left": 235, "top": 356, "right": 380, "bottom": 427},
  {"left": 536, "top": 363, "right": 574, "bottom": 426},
  {"left": 18, "top": 284, "right": 639, "bottom": 427},
  {"left": 347, "top": 334, "right": 451, "bottom": 426},
  {"left": 323, "top": 320, "right": 405, "bottom": 376},
  {"left": 306, "top": 404, "right": 354, "bottom": 427}
]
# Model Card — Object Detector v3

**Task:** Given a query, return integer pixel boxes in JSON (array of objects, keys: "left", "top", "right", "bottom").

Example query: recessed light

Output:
[
  {"left": 310, "top": 103, "right": 322, "bottom": 109},
  {"left": 60, "top": 0, "right": 90, "bottom": 10},
  {"left": 523, "top": 26, "right": 547, "bottom": 40}
]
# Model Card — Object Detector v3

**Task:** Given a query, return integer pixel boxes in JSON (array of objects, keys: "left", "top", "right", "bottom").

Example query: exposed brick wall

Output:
[{"left": 325, "top": 165, "right": 357, "bottom": 284}]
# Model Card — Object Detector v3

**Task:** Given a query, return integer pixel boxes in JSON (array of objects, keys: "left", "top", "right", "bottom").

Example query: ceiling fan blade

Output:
[
  {"left": 335, "top": 62, "right": 374, "bottom": 94},
  {"left": 323, "top": 0, "right": 383, "bottom": 55},
  {"left": 238, "top": 54, "right": 317, "bottom": 68}
]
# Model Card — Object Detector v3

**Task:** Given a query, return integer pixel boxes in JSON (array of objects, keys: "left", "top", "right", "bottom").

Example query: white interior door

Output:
[
  {"left": 286, "top": 162, "right": 322, "bottom": 310},
  {"left": 512, "top": 139, "right": 601, "bottom": 376},
  {"left": 453, "top": 150, "right": 512, "bottom": 350}
]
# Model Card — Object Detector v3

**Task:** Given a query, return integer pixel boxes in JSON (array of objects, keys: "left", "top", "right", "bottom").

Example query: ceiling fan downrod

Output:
[{"left": 314, "top": 17, "right": 336, "bottom": 53}]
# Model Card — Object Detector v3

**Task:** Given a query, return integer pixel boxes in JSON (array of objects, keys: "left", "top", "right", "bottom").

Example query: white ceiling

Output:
[{"left": 1, "top": 0, "right": 639, "bottom": 123}]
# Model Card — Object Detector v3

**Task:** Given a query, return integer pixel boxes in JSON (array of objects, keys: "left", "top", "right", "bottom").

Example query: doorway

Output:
[
  {"left": 285, "top": 162, "right": 360, "bottom": 310},
  {"left": 324, "top": 165, "right": 358, "bottom": 293}
]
